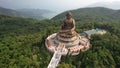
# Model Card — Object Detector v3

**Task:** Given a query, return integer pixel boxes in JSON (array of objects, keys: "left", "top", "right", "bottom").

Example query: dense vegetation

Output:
[
  {"left": 0, "top": 7, "right": 120, "bottom": 68},
  {"left": 0, "top": 15, "right": 58, "bottom": 68}
]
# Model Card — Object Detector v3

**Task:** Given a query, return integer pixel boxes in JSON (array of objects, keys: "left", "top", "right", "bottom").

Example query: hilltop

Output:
[{"left": 52, "top": 7, "right": 120, "bottom": 23}]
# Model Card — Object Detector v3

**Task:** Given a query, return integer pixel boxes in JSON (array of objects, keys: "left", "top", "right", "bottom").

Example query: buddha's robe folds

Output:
[{"left": 59, "top": 18, "right": 77, "bottom": 38}]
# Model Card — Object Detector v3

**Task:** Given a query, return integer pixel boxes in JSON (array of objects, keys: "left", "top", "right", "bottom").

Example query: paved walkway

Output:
[{"left": 47, "top": 43, "right": 64, "bottom": 68}]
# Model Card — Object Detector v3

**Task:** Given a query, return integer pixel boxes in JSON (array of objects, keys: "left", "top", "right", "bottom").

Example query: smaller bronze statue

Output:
[{"left": 59, "top": 12, "right": 77, "bottom": 38}]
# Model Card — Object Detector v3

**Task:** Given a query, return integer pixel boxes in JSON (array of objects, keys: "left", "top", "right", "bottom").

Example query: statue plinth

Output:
[{"left": 45, "top": 33, "right": 90, "bottom": 55}]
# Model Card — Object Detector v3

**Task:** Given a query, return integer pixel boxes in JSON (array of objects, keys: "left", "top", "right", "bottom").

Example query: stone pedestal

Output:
[{"left": 45, "top": 32, "right": 90, "bottom": 55}]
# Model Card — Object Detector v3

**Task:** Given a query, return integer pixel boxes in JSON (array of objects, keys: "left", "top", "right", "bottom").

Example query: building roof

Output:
[{"left": 84, "top": 28, "right": 106, "bottom": 35}]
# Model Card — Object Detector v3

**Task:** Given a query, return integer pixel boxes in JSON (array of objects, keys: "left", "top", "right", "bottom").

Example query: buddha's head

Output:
[{"left": 66, "top": 11, "right": 72, "bottom": 19}]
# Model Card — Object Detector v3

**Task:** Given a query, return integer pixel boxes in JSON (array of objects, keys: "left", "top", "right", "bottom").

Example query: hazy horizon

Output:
[{"left": 0, "top": 0, "right": 120, "bottom": 13}]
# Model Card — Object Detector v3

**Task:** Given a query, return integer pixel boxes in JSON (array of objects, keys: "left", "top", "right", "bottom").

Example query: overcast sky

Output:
[{"left": 0, "top": 0, "right": 120, "bottom": 12}]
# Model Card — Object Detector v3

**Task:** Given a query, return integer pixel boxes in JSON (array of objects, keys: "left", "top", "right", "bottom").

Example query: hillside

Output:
[
  {"left": 0, "top": 7, "right": 24, "bottom": 17},
  {"left": 0, "top": 7, "right": 54, "bottom": 19},
  {"left": 0, "top": 15, "right": 60, "bottom": 67},
  {"left": 16, "top": 9, "right": 56, "bottom": 19},
  {"left": 0, "top": 7, "right": 120, "bottom": 68},
  {"left": 52, "top": 7, "right": 120, "bottom": 23}
]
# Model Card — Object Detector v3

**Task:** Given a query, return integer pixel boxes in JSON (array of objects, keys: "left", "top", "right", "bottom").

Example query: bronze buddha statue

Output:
[{"left": 59, "top": 12, "right": 77, "bottom": 38}]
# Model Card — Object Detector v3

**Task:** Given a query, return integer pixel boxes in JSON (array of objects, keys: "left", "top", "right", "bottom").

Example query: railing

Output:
[{"left": 47, "top": 43, "right": 64, "bottom": 68}]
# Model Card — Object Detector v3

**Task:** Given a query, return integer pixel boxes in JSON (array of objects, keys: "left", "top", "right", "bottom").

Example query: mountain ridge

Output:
[
  {"left": 88, "top": 1, "right": 120, "bottom": 9},
  {"left": 16, "top": 9, "right": 56, "bottom": 19},
  {"left": 0, "top": 6, "right": 55, "bottom": 20},
  {"left": 52, "top": 7, "right": 120, "bottom": 23}
]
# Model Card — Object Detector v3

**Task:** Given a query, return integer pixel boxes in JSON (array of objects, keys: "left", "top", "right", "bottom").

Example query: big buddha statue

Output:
[
  {"left": 45, "top": 11, "right": 90, "bottom": 56},
  {"left": 59, "top": 12, "right": 77, "bottom": 38}
]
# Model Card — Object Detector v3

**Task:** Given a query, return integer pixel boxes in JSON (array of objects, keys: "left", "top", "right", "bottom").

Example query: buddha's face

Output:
[{"left": 66, "top": 15, "right": 72, "bottom": 19}]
